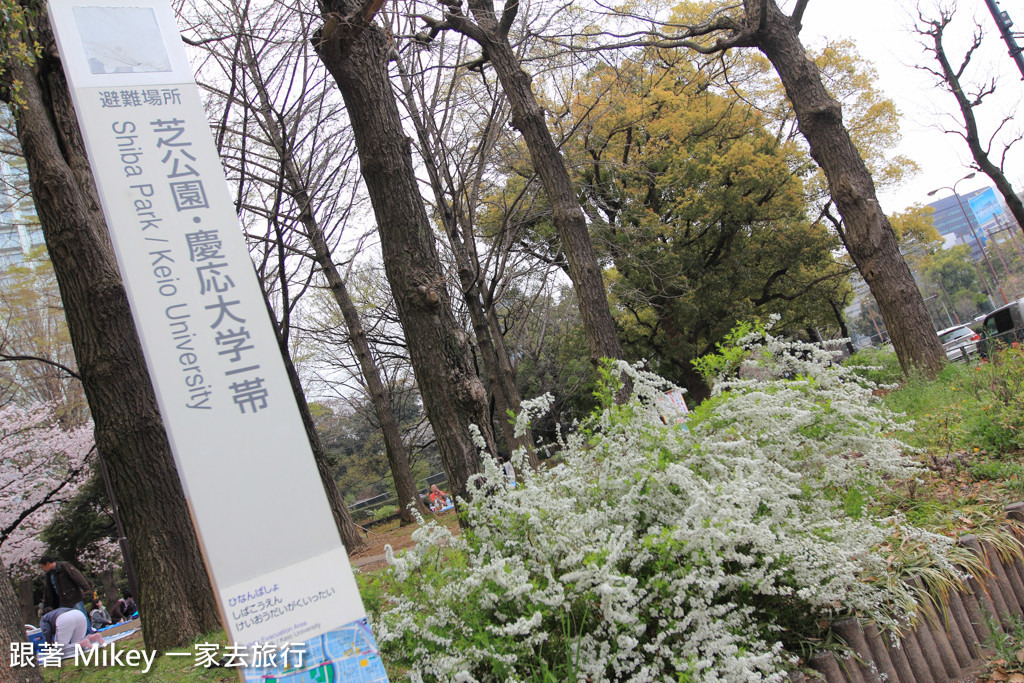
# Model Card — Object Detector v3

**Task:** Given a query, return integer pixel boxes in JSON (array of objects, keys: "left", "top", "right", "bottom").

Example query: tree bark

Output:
[
  {"left": 16, "top": 578, "right": 34, "bottom": 629},
  {"left": 234, "top": 37, "right": 431, "bottom": 523},
  {"left": 444, "top": 4, "right": 627, "bottom": 377},
  {"left": 98, "top": 569, "right": 119, "bottom": 606},
  {"left": 749, "top": 1, "right": 946, "bottom": 376},
  {"left": 2, "top": 26, "right": 220, "bottom": 651},
  {"left": 314, "top": 17, "right": 497, "bottom": 506},
  {"left": 392, "top": 54, "right": 537, "bottom": 466},
  {"left": 1, "top": 564, "right": 42, "bottom": 683}
]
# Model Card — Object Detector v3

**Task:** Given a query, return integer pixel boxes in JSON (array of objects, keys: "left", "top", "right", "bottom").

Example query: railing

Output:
[{"left": 348, "top": 472, "right": 450, "bottom": 526}]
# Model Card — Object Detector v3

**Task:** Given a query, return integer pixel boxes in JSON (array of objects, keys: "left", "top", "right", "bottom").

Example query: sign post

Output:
[{"left": 46, "top": 1, "right": 389, "bottom": 679}]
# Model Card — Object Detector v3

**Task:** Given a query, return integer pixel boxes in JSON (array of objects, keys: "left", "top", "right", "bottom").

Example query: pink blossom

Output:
[{"left": 0, "top": 403, "right": 94, "bottom": 578}]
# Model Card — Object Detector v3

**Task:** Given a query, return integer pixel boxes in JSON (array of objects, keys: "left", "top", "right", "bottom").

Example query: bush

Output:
[
  {"left": 960, "top": 345, "right": 1024, "bottom": 453},
  {"left": 371, "top": 504, "right": 399, "bottom": 521},
  {"left": 843, "top": 345, "right": 903, "bottom": 386},
  {"left": 372, "top": 330, "right": 957, "bottom": 682}
]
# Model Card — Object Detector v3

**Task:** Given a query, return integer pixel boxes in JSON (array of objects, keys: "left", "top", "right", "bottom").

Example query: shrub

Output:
[
  {"left": 371, "top": 504, "right": 400, "bottom": 521},
  {"left": 843, "top": 345, "right": 903, "bottom": 386},
  {"left": 960, "top": 345, "right": 1024, "bottom": 453},
  {"left": 373, "top": 330, "right": 957, "bottom": 682}
]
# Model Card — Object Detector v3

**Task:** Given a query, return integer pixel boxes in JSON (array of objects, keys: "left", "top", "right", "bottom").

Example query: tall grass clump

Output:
[{"left": 372, "top": 327, "right": 959, "bottom": 682}]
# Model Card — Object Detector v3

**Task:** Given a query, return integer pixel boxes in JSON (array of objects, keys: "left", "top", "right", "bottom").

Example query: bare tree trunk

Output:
[
  {"left": 2, "top": 565, "right": 42, "bottom": 683},
  {"left": 284, "top": 346, "right": 370, "bottom": 549},
  {"left": 392, "top": 54, "right": 537, "bottom": 466},
  {"left": 195, "top": 2, "right": 381, "bottom": 541},
  {"left": 919, "top": 10, "right": 1024, "bottom": 237},
  {"left": 264, "top": 299, "right": 369, "bottom": 550},
  {"left": 829, "top": 298, "right": 857, "bottom": 357},
  {"left": 314, "top": 17, "right": 496, "bottom": 507},
  {"left": 99, "top": 569, "right": 119, "bottom": 606},
  {"left": 748, "top": 1, "right": 946, "bottom": 376},
  {"left": 444, "top": 7, "right": 627, "bottom": 377},
  {"left": 232, "top": 35, "right": 430, "bottom": 522},
  {"left": 318, "top": 263, "right": 432, "bottom": 523},
  {"left": 16, "top": 578, "right": 35, "bottom": 629},
  {"left": 2, "top": 28, "right": 219, "bottom": 651}
]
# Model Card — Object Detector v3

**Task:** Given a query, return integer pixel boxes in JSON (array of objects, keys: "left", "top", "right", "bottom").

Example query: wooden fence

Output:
[{"left": 792, "top": 502, "right": 1024, "bottom": 682}]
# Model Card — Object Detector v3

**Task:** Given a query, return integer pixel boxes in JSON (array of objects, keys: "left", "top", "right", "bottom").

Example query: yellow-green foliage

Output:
[{"left": 0, "top": 0, "right": 43, "bottom": 106}]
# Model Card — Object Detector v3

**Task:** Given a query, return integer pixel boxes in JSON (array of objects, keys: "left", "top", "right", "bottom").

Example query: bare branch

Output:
[
  {"left": 821, "top": 201, "right": 846, "bottom": 248},
  {"left": 956, "top": 22, "right": 984, "bottom": 81},
  {"left": 791, "top": 0, "right": 811, "bottom": 29},
  {"left": 180, "top": 33, "right": 235, "bottom": 47},
  {"left": 0, "top": 353, "right": 81, "bottom": 380},
  {"left": 498, "top": 0, "right": 518, "bottom": 37}
]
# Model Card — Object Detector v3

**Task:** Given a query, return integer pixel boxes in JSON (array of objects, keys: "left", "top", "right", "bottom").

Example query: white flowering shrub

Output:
[{"left": 371, "top": 328, "right": 956, "bottom": 682}]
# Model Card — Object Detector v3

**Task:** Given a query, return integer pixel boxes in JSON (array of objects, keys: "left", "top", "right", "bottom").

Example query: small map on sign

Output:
[{"left": 244, "top": 618, "right": 389, "bottom": 683}]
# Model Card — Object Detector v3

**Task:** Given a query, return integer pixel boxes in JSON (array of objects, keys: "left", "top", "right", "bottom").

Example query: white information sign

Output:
[{"left": 46, "top": 0, "right": 376, "bottom": 660}]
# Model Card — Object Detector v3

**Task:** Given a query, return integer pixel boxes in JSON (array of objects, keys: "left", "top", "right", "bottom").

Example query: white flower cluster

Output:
[{"left": 374, "top": 331, "right": 950, "bottom": 682}]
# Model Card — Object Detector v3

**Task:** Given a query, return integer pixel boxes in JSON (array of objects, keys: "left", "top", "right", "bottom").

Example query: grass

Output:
[
  {"left": 848, "top": 349, "right": 1024, "bottom": 579},
  {"left": 34, "top": 346, "right": 1024, "bottom": 681},
  {"left": 869, "top": 347, "right": 1024, "bottom": 511},
  {"left": 976, "top": 613, "right": 1024, "bottom": 683},
  {"left": 808, "top": 347, "right": 1024, "bottom": 681},
  {"left": 39, "top": 629, "right": 236, "bottom": 682}
]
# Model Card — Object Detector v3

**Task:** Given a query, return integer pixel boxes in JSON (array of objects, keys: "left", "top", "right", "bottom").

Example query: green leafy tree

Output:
[
  {"left": 563, "top": 52, "right": 850, "bottom": 399},
  {"left": 922, "top": 245, "right": 993, "bottom": 321},
  {"left": 313, "top": 379, "right": 439, "bottom": 507},
  {"left": 604, "top": 0, "right": 947, "bottom": 376},
  {"left": 506, "top": 286, "right": 598, "bottom": 444}
]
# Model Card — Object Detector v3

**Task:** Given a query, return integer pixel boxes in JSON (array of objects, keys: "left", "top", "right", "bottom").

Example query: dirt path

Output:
[{"left": 348, "top": 511, "right": 462, "bottom": 572}]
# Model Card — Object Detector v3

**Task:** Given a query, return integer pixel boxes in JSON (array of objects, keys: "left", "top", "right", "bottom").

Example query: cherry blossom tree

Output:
[
  {"left": 0, "top": 402, "right": 94, "bottom": 579},
  {"left": 79, "top": 537, "right": 122, "bottom": 603}
]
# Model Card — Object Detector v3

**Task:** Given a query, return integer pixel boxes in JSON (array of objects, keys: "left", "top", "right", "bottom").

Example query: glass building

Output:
[
  {"left": 925, "top": 187, "right": 996, "bottom": 260},
  {"left": 0, "top": 153, "right": 43, "bottom": 269}
]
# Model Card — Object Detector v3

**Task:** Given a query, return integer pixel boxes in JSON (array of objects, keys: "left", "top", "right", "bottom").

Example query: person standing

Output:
[
  {"left": 38, "top": 555, "right": 92, "bottom": 632},
  {"left": 499, "top": 454, "right": 517, "bottom": 489}
]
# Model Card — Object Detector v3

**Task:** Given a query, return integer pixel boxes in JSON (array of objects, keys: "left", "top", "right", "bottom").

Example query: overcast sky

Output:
[{"left": 794, "top": 0, "right": 1024, "bottom": 215}]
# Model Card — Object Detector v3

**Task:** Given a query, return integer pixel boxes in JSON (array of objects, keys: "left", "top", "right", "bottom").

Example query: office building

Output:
[{"left": 0, "top": 153, "right": 43, "bottom": 269}]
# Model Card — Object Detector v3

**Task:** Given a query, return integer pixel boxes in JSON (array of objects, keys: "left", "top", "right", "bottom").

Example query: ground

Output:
[{"left": 349, "top": 509, "right": 462, "bottom": 572}]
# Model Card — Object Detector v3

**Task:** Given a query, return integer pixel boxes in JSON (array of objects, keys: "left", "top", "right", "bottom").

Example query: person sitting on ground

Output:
[
  {"left": 89, "top": 600, "right": 112, "bottom": 630},
  {"left": 109, "top": 597, "right": 124, "bottom": 624},
  {"left": 428, "top": 484, "right": 448, "bottom": 510},
  {"left": 121, "top": 591, "right": 138, "bottom": 620}
]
